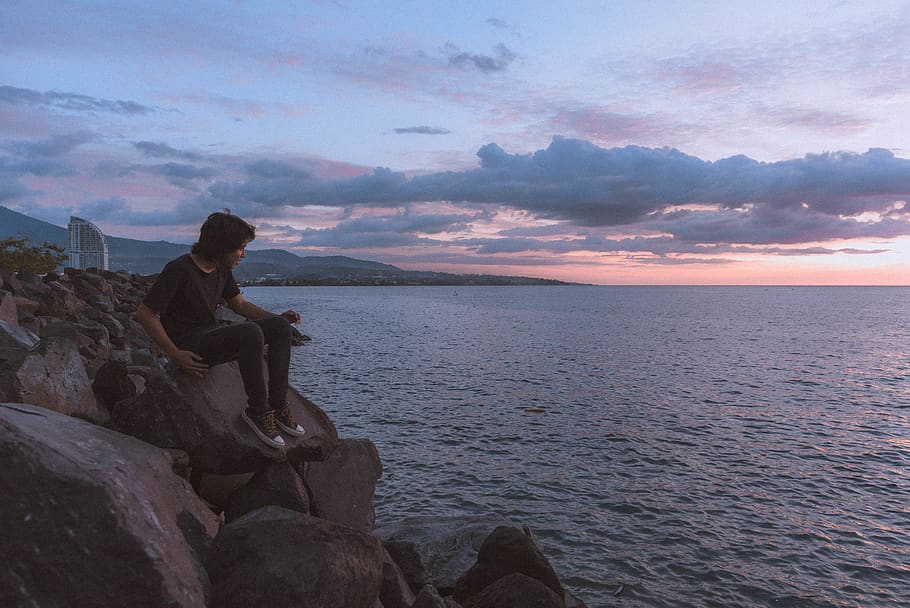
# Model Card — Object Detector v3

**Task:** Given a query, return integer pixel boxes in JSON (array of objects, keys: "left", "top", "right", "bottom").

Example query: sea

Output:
[{"left": 248, "top": 285, "right": 910, "bottom": 608}]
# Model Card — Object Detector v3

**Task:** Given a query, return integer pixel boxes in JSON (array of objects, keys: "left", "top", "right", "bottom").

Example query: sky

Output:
[{"left": 2, "top": 0, "right": 910, "bottom": 285}]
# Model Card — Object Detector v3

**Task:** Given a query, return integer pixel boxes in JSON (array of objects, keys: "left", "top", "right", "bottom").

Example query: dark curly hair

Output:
[{"left": 191, "top": 211, "right": 255, "bottom": 260}]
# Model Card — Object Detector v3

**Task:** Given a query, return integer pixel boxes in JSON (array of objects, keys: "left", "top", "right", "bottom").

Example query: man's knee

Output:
[
  {"left": 261, "top": 315, "right": 292, "bottom": 341},
  {"left": 237, "top": 321, "right": 266, "bottom": 348}
]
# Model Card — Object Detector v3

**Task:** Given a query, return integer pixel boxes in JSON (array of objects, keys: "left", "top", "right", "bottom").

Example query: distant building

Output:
[{"left": 68, "top": 216, "right": 109, "bottom": 270}]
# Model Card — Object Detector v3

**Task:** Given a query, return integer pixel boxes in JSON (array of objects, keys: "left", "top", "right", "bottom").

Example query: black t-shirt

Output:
[{"left": 142, "top": 254, "right": 241, "bottom": 346}]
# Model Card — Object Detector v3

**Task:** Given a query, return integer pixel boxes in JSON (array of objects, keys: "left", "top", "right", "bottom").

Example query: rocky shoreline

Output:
[{"left": 0, "top": 267, "right": 587, "bottom": 607}]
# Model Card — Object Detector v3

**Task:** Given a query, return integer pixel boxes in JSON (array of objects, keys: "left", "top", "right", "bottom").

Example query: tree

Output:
[{"left": 0, "top": 237, "right": 67, "bottom": 274}]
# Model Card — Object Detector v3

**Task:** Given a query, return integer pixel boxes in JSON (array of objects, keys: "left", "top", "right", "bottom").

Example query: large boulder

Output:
[
  {"left": 303, "top": 437, "right": 382, "bottom": 532},
  {"left": 110, "top": 361, "right": 338, "bottom": 473},
  {"left": 379, "top": 547, "right": 417, "bottom": 608},
  {"left": 462, "top": 573, "right": 563, "bottom": 608},
  {"left": 0, "top": 334, "right": 102, "bottom": 422},
  {"left": 375, "top": 516, "right": 517, "bottom": 595},
  {"left": 453, "top": 526, "right": 565, "bottom": 605},
  {"left": 223, "top": 461, "right": 310, "bottom": 523},
  {"left": 206, "top": 506, "right": 385, "bottom": 608},
  {"left": 0, "top": 402, "right": 220, "bottom": 608}
]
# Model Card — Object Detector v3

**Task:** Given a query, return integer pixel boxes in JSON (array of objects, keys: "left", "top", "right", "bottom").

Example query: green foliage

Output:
[{"left": 0, "top": 237, "right": 67, "bottom": 273}]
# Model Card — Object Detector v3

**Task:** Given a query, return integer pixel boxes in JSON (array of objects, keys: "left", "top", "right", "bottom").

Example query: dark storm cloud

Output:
[
  {"left": 0, "top": 85, "right": 154, "bottom": 115},
  {"left": 393, "top": 126, "right": 451, "bottom": 135}
]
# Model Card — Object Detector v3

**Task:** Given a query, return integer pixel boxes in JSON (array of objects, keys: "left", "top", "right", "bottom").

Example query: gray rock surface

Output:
[
  {"left": 207, "top": 506, "right": 384, "bottom": 608},
  {"left": 224, "top": 461, "right": 310, "bottom": 523},
  {"left": 462, "top": 573, "right": 563, "bottom": 608},
  {"left": 453, "top": 526, "right": 565, "bottom": 604},
  {"left": 0, "top": 335, "right": 101, "bottom": 421},
  {"left": 379, "top": 547, "right": 417, "bottom": 608},
  {"left": 303, "top": 437, "right": 382, "bottom": 531},
  {"left": 375, "top": 515, "right": 516, "bottom": 595},
  {"left": 0, "top": 402, "right": 220, "bottom": 608},
  {"left": 110, "top": 361, "right": 338, "bottom": 473}
]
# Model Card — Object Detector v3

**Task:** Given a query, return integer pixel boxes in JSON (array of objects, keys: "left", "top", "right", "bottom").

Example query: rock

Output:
[
  {"left": 92, "top": 359, "right": 137, "bottom": 407},
  {"left": 224, "top": 461, "right": 310, "bottom": 523},
  {"left": 462, "top": 573, "right": 563, "bottom": 608},
  {"left": 0, "top": 335, "right": 102, "bottom": 422},
  {"left": 193, "top": 471, "right": 256, "bottom": 509},
  {"left": 206, "top": 506, "right": 385, "bottom": 608},
  {"left": 110, "top": 361, "right": 338, "bottom": 473},
  {"left": 0, "top": 291, "right": 18, "bottom": 324},
  {"left": 303, "top": 437, "right": 382, "bottom": 531},
  {"left": 0, "top": 318, "right": 39, "bottom": 349},
  {"left": 375, "top": 516, "right": 517, "bottom": 595},
  {"left": 411, "top": 585, "right": 453, "bottom": 608},
  {"left": 379, "top": 547, "right": 417, "bottom": 608},
  {"left": 453, "top": 526, "right": 565, "bottom": 604},
  {"left": 0, "top": 402, "right": 220, "bottom": 608},
  {"left": 0, "top": 269, "right": 23, "bottom": 293}
]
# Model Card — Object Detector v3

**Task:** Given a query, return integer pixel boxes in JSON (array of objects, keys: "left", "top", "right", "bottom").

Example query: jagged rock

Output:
[
  {"left": 379, "top": 547, "right": 417, "bottom": 608},
  {"left": 224, "top": 461, "right": 310, "bottom": 523},
  {"left": 303, "top": 437, "right": 382, "bottom": 531},
  {"left": 0, "top": 334, "right": 102, "bottom": 421},
  {"left": 0, "top": 318, "right": 39, "bottom": 349},
  {"left": 462, "top": 573, "right": 563, "bottom": 608},
  {"left": 110, "top": 361, "right": 338, "bottom": 473},
  {"left": 375, "top": 516, "right": 517, "bottom": 595},
  {"left": 206, "top": 506, "right": 384, "bottom": 608},
  {"left": 39, "top": 280, "right": 84, "bottom": 318},
  {"left": 0, "top": 402, "right": 220, "bottom": 608},
  {"left": 453, "top": 526, "right": 564, "bottom": 604}
]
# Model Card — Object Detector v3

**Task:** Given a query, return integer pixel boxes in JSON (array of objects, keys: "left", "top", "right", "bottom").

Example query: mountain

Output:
[{"left": 0, "top": 206, "right": 567, "bottom": 285}]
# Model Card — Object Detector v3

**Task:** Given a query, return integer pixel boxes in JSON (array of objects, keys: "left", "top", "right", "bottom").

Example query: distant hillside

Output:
[{"left": 0, "top": 206, "right": 567, "bottom": 285}]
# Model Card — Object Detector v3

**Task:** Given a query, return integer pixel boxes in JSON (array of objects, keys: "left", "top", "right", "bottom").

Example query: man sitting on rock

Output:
[{"left": 136, "top": 211, "right": 305, "bottom": 449}]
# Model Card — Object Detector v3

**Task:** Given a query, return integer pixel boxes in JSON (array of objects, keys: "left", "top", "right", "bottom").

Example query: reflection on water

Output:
[{"left": 252, "top": 285, "right": 910, "bottom": 608}]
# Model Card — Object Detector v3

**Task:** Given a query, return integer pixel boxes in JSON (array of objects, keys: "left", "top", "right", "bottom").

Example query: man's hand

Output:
[
  {"left": 280, "top": 310, "right": 301, "bottom": 324},
  {"left": 172, "top": 350, "right": 209, "bottom": 376}
]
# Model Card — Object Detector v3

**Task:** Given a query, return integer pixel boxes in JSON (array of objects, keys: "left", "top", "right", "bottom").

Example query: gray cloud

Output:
[
  {"left": 394, "top": 126, "right": 451, "bottom": 135},
  {"left": 445, "top": 43, "right": 516, "bottom": 73},
  {"left": 134, "top": 141, "right": 201, "bottom": 160},
  {"left": 199, "top": 137, "right": 910, "bottom": 249},
  {"left": 0, "top": 85, "right": 154, "bottom": 115}
]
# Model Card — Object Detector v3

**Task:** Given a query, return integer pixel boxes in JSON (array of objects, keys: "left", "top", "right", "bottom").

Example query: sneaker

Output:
[
  {"left": 241, "top": 408, "right": 285, "bottom": 448},
  {"left": 275, "top": 402, "right": 307, "bottom": 437}
]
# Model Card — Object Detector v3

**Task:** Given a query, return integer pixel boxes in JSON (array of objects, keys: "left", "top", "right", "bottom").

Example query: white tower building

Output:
[{"left": 68, "top": 216, "right": 109, "bottom": 271}]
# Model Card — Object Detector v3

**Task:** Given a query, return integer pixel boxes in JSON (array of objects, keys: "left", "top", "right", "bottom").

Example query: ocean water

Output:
[{"left": 249, "top": 285, "right": 910, "bottom": 608}]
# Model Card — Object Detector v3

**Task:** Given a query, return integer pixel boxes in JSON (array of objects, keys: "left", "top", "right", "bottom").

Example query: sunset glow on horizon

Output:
[{"left": 2, "top": 1, "right": 910, "bottom": 285}]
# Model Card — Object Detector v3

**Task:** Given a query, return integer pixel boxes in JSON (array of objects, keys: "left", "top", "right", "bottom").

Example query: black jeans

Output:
[{"left": 185, "top": 317, "right": 293, "bottom": 415}]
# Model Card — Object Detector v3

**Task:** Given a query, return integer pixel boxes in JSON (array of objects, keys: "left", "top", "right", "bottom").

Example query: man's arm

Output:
[
  {"left": 225, "top": 293, "right": 300, "bottom": 324},
  {"left": 136, "top": 303, "right": 209, "bottom": 376}
]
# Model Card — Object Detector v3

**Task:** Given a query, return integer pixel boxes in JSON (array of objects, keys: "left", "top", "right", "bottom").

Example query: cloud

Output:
[
  {"left": 445, "top": 43, "right": 516, "bottom": 73},
  {"left": 394, "top": 126, "right": 451, "bottom": 135},
  {"left": 4, "top": 132, "right": 94, "bottom": 158},
  {"left": 0, "top": 133, "right": 91, "bottom": 182},
  {"left": 0, "top": 85, "right": 154, "bottom": 115},
  {"left": 133, "top": 141, "right": 201, "bottom": 160},
  {"left": 197, "top": 137, "right": 910, "bottom": 248}
]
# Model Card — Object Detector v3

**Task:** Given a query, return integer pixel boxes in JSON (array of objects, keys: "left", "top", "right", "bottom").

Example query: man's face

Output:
[{"left": 221, "top": 243, "right": 247, "bottom": 268}]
